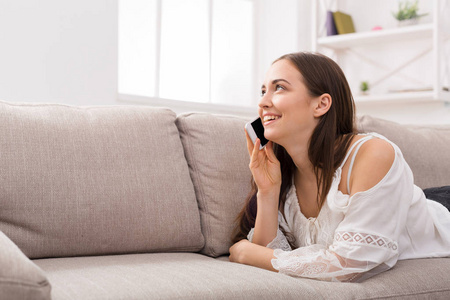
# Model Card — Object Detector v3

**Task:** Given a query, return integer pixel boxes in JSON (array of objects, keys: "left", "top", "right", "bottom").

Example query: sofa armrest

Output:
[{"left": 0, "top": 231, "right": 51, "bottom": 300}]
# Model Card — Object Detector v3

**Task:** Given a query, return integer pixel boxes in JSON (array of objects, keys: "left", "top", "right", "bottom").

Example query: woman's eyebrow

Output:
[
  {"left": 272, "top": 79, "right": 291, "bottom": 85},
  {"left": 261, "top": 79, "right": 292, "bottom": 89}
]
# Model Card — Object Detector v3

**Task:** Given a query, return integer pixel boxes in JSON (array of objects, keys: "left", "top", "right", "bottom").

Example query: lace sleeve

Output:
[
  {"left": 247, "top": 228, "right": 292, "bottom": 251},
  {"left": 272, "top": 231, "right": 398, "bottom": 282}
]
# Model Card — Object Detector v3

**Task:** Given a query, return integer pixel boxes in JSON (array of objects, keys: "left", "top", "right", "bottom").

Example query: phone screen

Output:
[{"left": 251, "top": 118, "right": 269, "bottom": 147}]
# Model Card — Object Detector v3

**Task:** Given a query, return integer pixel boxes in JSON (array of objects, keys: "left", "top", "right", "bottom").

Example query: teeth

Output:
[{"left": 263, "top": 115, "right": 280, "bottom": 122}]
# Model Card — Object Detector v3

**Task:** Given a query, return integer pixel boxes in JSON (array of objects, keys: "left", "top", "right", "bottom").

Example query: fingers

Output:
[
  {"left": 250, "top": 138, "right": 261, "bottom": 165},
  {"left": 245, "top": 129, "right": 264, "bottom": 155},
  {"left": 245, "top": 130, "right": 254, "bottom": 156},
  {"left": 264, "top": 141, "right": 278, "bottom": 162}
]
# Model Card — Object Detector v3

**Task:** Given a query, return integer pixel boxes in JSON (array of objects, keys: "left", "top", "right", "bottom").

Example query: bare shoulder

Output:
[{"left": 349, "top": 137, "right": 395, "bottom": 196}]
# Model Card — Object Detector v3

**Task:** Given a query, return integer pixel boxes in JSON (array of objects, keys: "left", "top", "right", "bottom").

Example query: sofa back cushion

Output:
[
  {"left": 357, "top": 115, "right": 450, "bottom": 189},
  {"left": 0, "top": 101, "right": 204, "bottom": 259},
  {"left": 176, "top": 113, "right": 252, "bottom": 257}
]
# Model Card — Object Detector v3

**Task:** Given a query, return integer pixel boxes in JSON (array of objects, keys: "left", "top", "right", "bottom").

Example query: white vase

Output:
[{"left": 398, "top": 18, "right": 419, "bottom": 27}]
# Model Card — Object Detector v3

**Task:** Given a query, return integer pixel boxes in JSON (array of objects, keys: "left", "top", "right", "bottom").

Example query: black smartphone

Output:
[{"left": 245, "top": 117, "right": 269, "bottom": 150}]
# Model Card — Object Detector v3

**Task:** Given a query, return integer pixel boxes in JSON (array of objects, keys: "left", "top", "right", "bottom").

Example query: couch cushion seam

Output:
[{"left": 0, "top": 278, "right": 50, "bottom": 289}]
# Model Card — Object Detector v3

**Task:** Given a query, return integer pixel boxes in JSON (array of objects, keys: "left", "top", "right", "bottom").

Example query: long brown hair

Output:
[{"left": 232, "top": 52, "right": 356, "bottom": 245}]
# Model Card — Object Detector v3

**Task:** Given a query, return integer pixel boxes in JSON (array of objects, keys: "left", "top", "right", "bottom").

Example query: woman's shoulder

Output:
[
  {"left": 357, "top": 135, "right": 395, "bottom": 164},
  {"left": 348, "top": 134, "right": 396, "bottom": 196}
]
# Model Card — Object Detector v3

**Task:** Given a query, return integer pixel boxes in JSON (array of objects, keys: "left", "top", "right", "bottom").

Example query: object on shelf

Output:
[
  {"left": 392, "top": 0, "right": 428, "bottom": 26},
  {"left": 372, "top": 26, "right": 383, "bottom": 31},
  {"left": 360, "top": 81, "right": 370, "bottom": 94},
  {"left": 398, "top": 18, "right": 420, "bottom": 27},
  {"left": 326, "top": 11, "right": 338, "bottom": 36},
  {"left": 332, "top": 11, "right": 355, "bottom": 34}
]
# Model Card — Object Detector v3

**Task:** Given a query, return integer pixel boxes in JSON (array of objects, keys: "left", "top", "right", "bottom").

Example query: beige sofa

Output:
[{"left": 1, "top": 100, "right": 449, "bottom": 300}]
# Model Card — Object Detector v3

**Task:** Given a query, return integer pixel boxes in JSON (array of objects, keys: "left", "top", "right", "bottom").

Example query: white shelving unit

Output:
[{"left": 312, "top": 0, "right": 450, "bottom": 103}]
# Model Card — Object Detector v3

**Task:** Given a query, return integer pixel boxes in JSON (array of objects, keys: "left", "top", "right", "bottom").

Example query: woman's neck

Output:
[
  {"left": 293, "top": 162, "right": 321, "bottom": 219},
  {"left": 282, "top": 135, "right": 322, "bottom": 218},
  {"left": 282, "top": 137, "right": 315, "bottom": 180}
]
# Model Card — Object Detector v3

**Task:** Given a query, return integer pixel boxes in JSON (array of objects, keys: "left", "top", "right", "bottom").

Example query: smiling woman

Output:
[{"left": 230, "top": 51, "right": 450, "bottom": 283}]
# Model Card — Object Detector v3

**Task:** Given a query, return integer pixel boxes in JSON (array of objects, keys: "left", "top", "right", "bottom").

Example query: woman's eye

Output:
[
  {"left": 260, "top": 90, "right": 266, "bottom": 97},
  {"left": 275, "top": 84, "right": 285, "bottom": 91}
]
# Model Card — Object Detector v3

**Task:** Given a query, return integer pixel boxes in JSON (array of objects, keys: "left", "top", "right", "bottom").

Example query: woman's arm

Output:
[
  {"left": 229, "top": 239, "right": 277, "bottom": 272},
  {"left": 252, "top": 190, "right": 280, "bottom": 246},
  {"left": 244, "top": 131, "right": 282, "bottom": 246}
]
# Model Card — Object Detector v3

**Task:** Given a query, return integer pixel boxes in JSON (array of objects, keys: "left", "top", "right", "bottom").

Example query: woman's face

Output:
[{"left": 258, "top": 59, "right": 319, "bottom": 147}]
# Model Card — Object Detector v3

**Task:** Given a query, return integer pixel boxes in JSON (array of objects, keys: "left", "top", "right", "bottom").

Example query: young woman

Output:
[{"left": 229, "top": 52, "right": 450, "bottom": 282}]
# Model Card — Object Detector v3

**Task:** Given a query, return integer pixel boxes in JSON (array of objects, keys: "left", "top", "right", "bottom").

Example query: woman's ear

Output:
[{"left": 313, "top": 93, "right": 332, "bottom": 118}]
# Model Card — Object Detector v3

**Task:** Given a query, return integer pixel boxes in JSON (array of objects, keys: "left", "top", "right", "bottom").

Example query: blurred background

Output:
[{"left": 0, "top": 0, "right": 449, "bottom": 123}]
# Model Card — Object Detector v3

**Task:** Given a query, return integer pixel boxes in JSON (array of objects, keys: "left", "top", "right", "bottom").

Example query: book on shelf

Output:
[
  {"left": 326, "top": 11, "right": 338, "bottom": 36},
  {"left": 332, "top": 11, "right": 355, "bottom": 34}
]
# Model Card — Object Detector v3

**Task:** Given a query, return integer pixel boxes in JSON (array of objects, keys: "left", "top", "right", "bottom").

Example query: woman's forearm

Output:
[
  {"left": 252, "top": 190, "right": 280, "bottom": 246},
  {"left": 230, "top": 239, "right": 277, "bottom": 272}
]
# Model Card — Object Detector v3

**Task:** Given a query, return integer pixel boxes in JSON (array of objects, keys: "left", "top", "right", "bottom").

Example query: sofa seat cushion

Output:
[
  {"left": 34, "top": 253, "right": 320, "bottom": 300},
  {"left": 357, "top": 115, "right": 450, "bottom": 189},
  {"left": 34, "top": 253, "right": 450, "bottom": 299},
  {"left": 0, "top": 101, "right": 204, "bottom": 259}
]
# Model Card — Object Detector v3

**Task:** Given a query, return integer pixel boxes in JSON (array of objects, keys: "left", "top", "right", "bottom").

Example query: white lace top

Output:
[{"left": 247, "top": 133, "right": 450, "bottom": 282}]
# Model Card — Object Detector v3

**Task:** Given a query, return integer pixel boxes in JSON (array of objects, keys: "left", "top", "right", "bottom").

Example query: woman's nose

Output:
[{"left": 258, "top": 93, "right": 272, "bottom": 109}]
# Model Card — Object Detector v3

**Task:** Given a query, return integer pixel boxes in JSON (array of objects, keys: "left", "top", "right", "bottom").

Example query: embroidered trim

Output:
[{"left": 334, "top": 231, "right": 398, "bottom": 251}]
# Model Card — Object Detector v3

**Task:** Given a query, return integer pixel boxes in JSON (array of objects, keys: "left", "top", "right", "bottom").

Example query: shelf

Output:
[
  {"left": 313, "top": 0, "right": 449, "bottom": 104},
  {"left": 318, "top": 23, "right": 433, "bottom": 49},
  {"left": 354, "top": 90, "right": 450, "bottom": 103}
]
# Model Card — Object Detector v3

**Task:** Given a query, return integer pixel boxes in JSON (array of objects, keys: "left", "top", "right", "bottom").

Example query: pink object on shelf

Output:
[{"left": 372, "top": 26, "right": 383, "bottom": 31}]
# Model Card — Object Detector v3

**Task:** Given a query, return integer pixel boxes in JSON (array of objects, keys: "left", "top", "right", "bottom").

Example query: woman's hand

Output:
[
  {"left": 229, "top": 239, "right": 250, "bottom": 264},
  {"left": 245, "top": 130, "right": 281, "bottom": 247},
  {"left": 245, "top": 131, "right": 281, "bottom": 195},
  {"left": 229, "top": 239, "right": 277, "bottom": 272}
]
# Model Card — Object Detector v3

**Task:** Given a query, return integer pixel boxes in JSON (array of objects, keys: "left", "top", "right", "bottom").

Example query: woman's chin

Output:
[
  {"left": 264, "top": 132, "right": 279, "bottom": 145},
  {"left": 264, "top": 132, "right": 287, "bottom": 147}
]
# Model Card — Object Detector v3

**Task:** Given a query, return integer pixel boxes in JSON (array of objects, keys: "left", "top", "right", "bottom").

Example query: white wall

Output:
[
  {"left": 255, "top": 0, "right": 309, "bottom": 83},
  {"left": 0, "top": 0, "right": 118, "bottom": 106}
]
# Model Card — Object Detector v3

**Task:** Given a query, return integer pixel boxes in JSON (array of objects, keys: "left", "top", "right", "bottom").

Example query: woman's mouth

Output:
[{"left": 263, "top": 115, "right": 281, "bottom": 126}]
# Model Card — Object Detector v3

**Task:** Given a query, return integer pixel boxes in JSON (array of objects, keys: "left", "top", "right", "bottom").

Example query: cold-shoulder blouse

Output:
[{"left": 247, "top": 133, "right": 450, "bottom": 282}]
